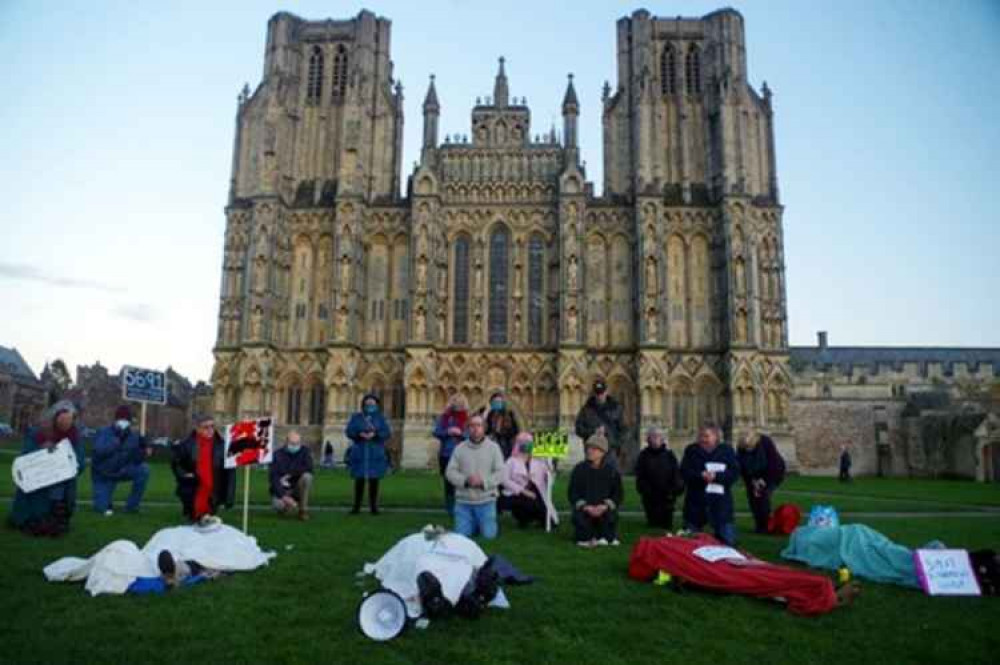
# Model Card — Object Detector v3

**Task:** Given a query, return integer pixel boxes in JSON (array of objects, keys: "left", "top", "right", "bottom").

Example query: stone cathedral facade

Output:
[{"left": 211, "top": 8, "right": 793, "bottom": 467}]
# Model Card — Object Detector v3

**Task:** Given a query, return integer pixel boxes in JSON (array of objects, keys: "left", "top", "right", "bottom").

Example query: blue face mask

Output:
[
  {"left": 491, "top": 399, "right": 504, "bottom": 411},
  {"left": 364, "top": 404, "right": 378, "bottom": 415},
  {"left": 287, "top": 444, "right": 301, "bottom": 454}
]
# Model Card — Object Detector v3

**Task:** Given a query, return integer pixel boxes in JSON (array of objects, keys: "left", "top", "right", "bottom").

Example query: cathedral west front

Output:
[{"left": 211, "top": 7, "right": 793, "bottom": 467}]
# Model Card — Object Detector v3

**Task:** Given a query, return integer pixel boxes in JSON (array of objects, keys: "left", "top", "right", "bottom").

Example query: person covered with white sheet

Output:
[{"left": 680, "top": 423, "right": 740, "bottom": 546}]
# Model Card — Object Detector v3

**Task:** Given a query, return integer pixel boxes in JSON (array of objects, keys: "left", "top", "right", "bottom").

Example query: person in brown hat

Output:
[{"left": 567, "top": 432, "right": 624, "bottom": 548}]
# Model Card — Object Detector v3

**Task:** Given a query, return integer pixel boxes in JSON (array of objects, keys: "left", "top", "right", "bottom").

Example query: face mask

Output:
[
  {"left": 287, "top": 444, "right": 301, "bottom": 454},
  {"left": 116, "top": 419, "right": 130, "bottom": 430},
  {"left": 520, "top": 443, "right": 533, "bottom": 455},
  {"left": 490, "top": 399, "right": 504, "bottom": 411},
  {"left": 364, "top": 404, "right": 378, "bottom": 415}
]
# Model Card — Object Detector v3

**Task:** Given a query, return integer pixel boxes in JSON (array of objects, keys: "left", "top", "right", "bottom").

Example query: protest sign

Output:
[
  {"left": 914, "top": 549, "right": 981, "bottom": 596},
  {"left": 12, "top": 439, "right": 78, "bottom": 493},
  {"left": 532, "top": 429, "right": 570, "bottom": 459}
]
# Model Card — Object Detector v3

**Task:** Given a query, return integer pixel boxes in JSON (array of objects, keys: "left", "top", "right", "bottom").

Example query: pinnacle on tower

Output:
[
  {"left": 423, "top": 74, "right": 439, "bottom": 111},
  {"left": 493, "top": 56, "right": 509, "bottom": 108}
]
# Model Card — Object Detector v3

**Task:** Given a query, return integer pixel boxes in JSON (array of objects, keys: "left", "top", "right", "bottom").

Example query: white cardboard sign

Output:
[
  {"left": 12, "top": 439, "right": 79, "bottom": 492},
  {"left": 914, "top": 549, "right": 981, "bottom": 596}
]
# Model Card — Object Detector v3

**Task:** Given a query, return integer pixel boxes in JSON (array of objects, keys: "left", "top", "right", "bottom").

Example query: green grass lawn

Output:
[{"left": 1, "top": 455, "right": 1000, "bottom": 665}]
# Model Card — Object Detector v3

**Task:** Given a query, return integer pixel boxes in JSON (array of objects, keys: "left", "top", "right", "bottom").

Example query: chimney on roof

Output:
[{"left": 818, "top": 331, "right": 828, "bottom": 350}]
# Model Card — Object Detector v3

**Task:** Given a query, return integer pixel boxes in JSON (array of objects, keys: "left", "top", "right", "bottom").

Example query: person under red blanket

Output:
[{"left": 628, "top": 533, "right": 859, "bottom": 616}]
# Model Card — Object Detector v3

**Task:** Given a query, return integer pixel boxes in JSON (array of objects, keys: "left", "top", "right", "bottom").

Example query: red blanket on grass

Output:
[{"left": 628, "top": 533, "right": 838, "bottom": 616}]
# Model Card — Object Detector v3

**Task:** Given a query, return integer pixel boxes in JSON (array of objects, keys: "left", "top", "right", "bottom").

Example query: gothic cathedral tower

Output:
[{"left": 212, "top": 8, "right": 794, "bottom": 468}]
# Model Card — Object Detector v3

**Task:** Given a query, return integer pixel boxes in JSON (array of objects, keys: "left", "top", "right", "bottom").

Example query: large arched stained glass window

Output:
[
  {"left": 488, "top": 227, "right": 509, "bottom": 345},
  {"left": 307, "top": 46, "right": 324, "bottom": 104},
  {"left": 453, "top": 236, "right": 470, "bottom": 344},
  {"left": 528, "top": 234, "right": 545, "bottom": 345}
]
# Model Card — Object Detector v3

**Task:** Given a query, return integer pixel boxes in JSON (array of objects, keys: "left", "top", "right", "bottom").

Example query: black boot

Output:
[{"left": 51, "top": 501, "right": 70, "bottom": 537}]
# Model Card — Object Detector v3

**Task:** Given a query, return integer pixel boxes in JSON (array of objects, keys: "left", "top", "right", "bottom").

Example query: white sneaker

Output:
[
  {"left": 610, "top": 539, "right": 621, "bottom": 547},
  {"left": 577, "top": 539, "right": 596, "bottom": 549},
  {"left": 103, "top": 509, "right": 114, "bottom": 517},
  {"left": 596, "top": 538, "right": 609, "bottom": 547}
]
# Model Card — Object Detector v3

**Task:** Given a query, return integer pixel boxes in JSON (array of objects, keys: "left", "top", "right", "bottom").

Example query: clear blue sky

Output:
[{"left": 1, "top": 0, "right": 998, "bottom": 384}]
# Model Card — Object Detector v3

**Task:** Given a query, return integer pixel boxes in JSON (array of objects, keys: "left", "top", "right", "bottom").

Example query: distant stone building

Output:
[
  {"left": 211, "top": 8, "right": 791, "bottom": 467},
  {"left": 0, "top": 345, "right": 46, "bottom": 432},
  {"left": 68, "top": 363, "right": 198, "bottom": 439},
  {"left": 790, "top": 332, "right": 1000, "bottom": 480}
]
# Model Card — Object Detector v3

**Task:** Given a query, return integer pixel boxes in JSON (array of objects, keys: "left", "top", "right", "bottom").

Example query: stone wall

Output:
[{"left": 790, "top": 398, "right": 905, "bottom": 476}]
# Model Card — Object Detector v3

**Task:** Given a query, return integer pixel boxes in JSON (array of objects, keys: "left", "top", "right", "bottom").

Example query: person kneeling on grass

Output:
[
  {"left": 91, "top": 404, "right": 151, "bottom": 516},
  {"left": 500, "top": 432, "right": 557, "bottom": 529},
  {"left": 568, "top": 432, "right": 624, "bottom": 548},
  {"left": 171, "top": 413, "right": 235, "bottom": 525},
  {"left": 269, "top": 430, "right": 314, "bottom": 521},
  {"left": 446, "top": 413, "right": 505, "bottom": 540}
]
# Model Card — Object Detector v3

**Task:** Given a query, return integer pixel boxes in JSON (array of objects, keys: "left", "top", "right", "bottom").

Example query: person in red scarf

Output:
[{"left": 171, "top": 413, "right": 235, "bottom": 523}]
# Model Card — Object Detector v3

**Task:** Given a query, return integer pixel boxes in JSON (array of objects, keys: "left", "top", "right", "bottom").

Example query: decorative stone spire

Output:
[
  {"left": 562, "top": 74, "right": 579, "bottom": 149},
  {"left": 423, "top": 74, "right": 439, "bottom": 111},
  {"left": 562, "top": 73, "right": 579, "bottom": 112},
  {"left": 422, "top": 75, "right": 439, "bottom": 149},
  {"left": 493, "top": 56, "right": 509, "bottom": 108}
]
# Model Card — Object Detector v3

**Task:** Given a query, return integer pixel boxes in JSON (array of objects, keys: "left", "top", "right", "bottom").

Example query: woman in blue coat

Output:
[{"left": 345, "top": 393, "right": 391, "bottom": 514}]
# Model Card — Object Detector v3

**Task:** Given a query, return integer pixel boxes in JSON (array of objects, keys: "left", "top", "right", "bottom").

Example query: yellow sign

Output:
[{"left": 532, "top": 429, "right": 570, "bottom": 459}]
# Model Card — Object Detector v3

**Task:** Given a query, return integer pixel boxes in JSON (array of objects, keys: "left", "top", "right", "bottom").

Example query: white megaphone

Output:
[{"left": 358, "top": 589, "right": 408, "bottom": 641}]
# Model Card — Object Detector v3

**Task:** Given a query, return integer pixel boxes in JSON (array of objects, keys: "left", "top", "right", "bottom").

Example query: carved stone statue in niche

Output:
[
  {"left": 416, "top": 258, "right": 428, "bottom": 292},
  {"left": 565, "top": 222, "right": 578, "bottom": 257},
  {"left": 567, "top": 255, "right": 579, "bottom": 291},
  {"left": 436, "top": 308, "right": 446, "bottom": 341},
  {"left": 566, "top": 307, "right": 578, "bottom": 340},
  {"left": 735, "top": 260, "right": 746, "bottom": 295},
  {"left": 252, "top": 258, "right": 267, "bottom": 293},
  {"left": 513, "top": 312, "right": 522, "bottom": 341},
  {"left": 340, "top": 257, "right": 352, "bottom": 293},
  {"left": 645, "top": 307, "right": 658, "bottom": 341},
  {"left": 735, "top": 310, "right": 748, "bottom": 343},
  {"left": 250, "top": 307, "right": 263, "bottom": 340},
  {"left": 473, "top": 313, "right": 483, "bottom": 342},
  {"left": 335, "top": 308, "right": 347, "bottom": 340},
  {"left": 645, "top": 256, "right": 658, "bottom": 295},
  {"left": 414, "top": 308, "right": 426, "bottom": 339},
  {"left": 417, "top": 223, "right": 429, "bottom": 257},
  {"left": 474, "top": 259, "right": 483, "bottom": 293}
]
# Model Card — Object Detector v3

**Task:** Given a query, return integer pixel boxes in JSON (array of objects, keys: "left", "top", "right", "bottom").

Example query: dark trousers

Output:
[
  {"left": 640, "top": 493, "right": 676, "bottom": 530},
  {"left": 507, "top": 493, "right": 546, "bottom": 527},
  {"left": 746, "top": 486, "right": 772, "bottom": 533},
  {"left": 352, "top": 478, "right": 380, "bottom": 513},
  {"left": 573, "top": 507, "right": 618, "bottom": 542},
  {"left": 839, "top": 468, "right": 851, "bottom": 483}
]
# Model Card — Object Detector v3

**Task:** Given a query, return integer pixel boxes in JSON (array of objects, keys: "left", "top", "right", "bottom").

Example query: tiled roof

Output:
[
  {"left": 790, "top": 346, "right": 1000, "bottom": 375},
  {"left": 0, "top": 345, "right": 41, "bottom": 384}
]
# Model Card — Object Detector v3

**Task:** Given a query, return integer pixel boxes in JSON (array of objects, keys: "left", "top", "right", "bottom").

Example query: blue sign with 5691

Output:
[{"left": 121, "top": 366, "right": 167, "bottom": 404}]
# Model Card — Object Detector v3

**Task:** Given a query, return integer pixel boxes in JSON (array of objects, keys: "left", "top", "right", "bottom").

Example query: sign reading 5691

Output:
[{"left": 121, "top": 366, "right": 167, "bottom": 405}]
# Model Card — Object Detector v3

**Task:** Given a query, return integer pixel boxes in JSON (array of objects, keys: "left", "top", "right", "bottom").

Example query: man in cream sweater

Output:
[{"left": 445, "top": 413, "right": 505, "bottom": 539}]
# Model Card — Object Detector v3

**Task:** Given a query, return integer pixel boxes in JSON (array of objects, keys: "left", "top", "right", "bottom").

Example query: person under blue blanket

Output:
[{"left": 781, "top": 523, "right": 945, "bottom": 588}]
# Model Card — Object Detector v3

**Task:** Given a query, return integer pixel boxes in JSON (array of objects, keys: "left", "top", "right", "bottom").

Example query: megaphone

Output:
[{"left": 358, "top": 589, "right": 408, "bottom": 641}]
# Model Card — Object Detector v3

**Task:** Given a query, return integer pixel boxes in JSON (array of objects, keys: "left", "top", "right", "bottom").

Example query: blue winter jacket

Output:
[
  {"left": 345, "top": 411, "right": 391, "bottom": 479},
  {"left": 680, "top": 442, "right": 740, "bottom": 528},
  {"left": 92, "top": 426, "right": 147, "bottom": 480}
]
